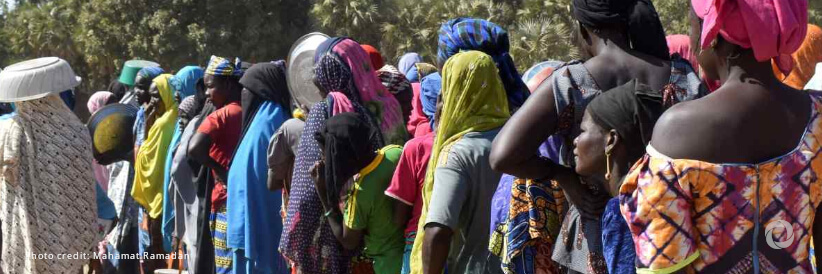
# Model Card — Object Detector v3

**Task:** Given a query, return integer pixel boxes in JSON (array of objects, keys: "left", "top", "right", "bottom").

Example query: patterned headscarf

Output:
[
  {"left": 178, "top": 96, "right": 200, "bottom": 120},
  {"left": 377, "top": 65, "right": 412, "bottom": 95},
  {"left": 318, "top": 38, "right": 407, "bottom": 145},
  {"left": 410, "top": 51, "right": 510, "bottom": 273},
  {"left": 137, "top": 66, "right": 165, "bottom": 80},
  {"left": 692, "top": 0, "right": 807, "bottom": 75},
  {"left": 437, "top": 18, "right": 529, "bottom": 112},
  {"left": 206, "top": 55, "right": 245, "bottom": 77}
]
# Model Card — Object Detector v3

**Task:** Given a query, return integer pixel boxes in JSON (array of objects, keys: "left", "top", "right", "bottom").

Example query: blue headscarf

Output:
[
  {"left": 437, "top": 18, "right": 528, "bottom": 111},
  {"left": 420, "top": 72, "right": 441, "bottom": 130},
  {"left": 398, "top": 53, "right": 422, "bottom": 78},
  {"left": 172, "top": 66, "right": 205, "bottom": 99},
  {"left": 137, "top": 66, "right": 165, "bottom": 80}
]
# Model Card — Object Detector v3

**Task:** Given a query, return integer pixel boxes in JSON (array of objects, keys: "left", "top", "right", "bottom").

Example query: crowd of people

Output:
[{"left": 2, "top": 0, "right": 822, "bottom": 273}]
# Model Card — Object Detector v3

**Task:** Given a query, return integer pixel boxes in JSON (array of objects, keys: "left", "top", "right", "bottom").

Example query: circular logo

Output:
[{"left": 765, "top": 220, "right": 795, "bottom": 250}]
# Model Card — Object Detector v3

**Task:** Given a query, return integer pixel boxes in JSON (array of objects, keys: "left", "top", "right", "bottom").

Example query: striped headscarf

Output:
[
  {"left": 377, "top": 65, "right": 412, "bottom": 95},
  {"left": 410, "top": 51, "right": 510, "bottom": 273},
  {"left": 206, "top": 55, "right": 245, "bottom": 77},
  {"left": 437, "top": 18, "right": 528, "bottom": 112}
]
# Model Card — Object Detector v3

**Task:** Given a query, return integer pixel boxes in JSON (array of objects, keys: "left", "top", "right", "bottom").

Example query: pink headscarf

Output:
[
  {"left": 87, "top": 91, "right": 115, "bottom": 191},
  {"left": 332, "top": 39, "right": 407, "bottom": 144},
  {"left": 691, "top": 0, "right": 807, "bottom": 75},
  {"left": 328, "top": 92, "right": 354, "bottom": 115}
]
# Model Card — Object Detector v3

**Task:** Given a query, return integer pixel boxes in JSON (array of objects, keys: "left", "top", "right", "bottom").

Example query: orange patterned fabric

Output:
[{"left": 619, "top": 91, "right": 822, "bottom": 273}]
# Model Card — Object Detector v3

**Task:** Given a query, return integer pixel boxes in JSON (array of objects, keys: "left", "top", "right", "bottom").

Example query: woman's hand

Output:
[
  {"left": 310, "top": 160, "right": 328, "bottom": 207},
  {"left": 552, "top": 168, "right": 609, "bottom": 219}
]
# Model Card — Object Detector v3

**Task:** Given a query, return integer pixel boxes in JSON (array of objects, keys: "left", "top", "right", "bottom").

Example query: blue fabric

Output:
[
  {"left": 405, "top": 66, "right": 420, "bottom": 83},
  {"left": 398, "top": 53, "right": 422, "bottom": 77},
  {"left": 602, "top": 198, "right": 636, "bottom": 274},
  {"left": 173, "top": 66, "right": 205, "bottom": 99},
  {"left": 226, "top": 101, "right": 289, "bottom": 273},
  {"left": 161, "top": 120, "right": 183, "bottom": 252},
  {"left": 437, "top": 17, "right": 529, "bottom": 111},
  {"left": 60, "top": 90, "right": 75, "bottom": 110},
  {"left": 133, "top": 107, "right": 146, "bottom": 147},
  {"left": 137, "top": 66, "right": 164, "bottom": 79},
  {"left": 420, "top": 72, "right": 442, "bottom": 130},
  {"left": 96, "top": 183, "right": 117, "bottom": 220}
]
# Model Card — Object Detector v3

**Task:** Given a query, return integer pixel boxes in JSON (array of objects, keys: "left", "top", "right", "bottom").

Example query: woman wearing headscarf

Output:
[
  {"left": 133, "top": 66, "right": 165, "bottom": 154},
  {"left": 88, "top": 91, "right": 117, "bottom": 191},
  {"left": 311, "top": 112, "right": 405, "bottom": 274},
  {"left": 620, "top": 0, "right": 819, "bottom": 272},
  {"left": 377, "top": 65, "right": 414, "bottom": 125},
  {"left": 279, "top": 37, "right": 389, "bottom": 274},
  {"left": 490, "top": 1, "right": 705, "bottom": 272},
  {"left": 406, "top": 64, "right": 440, "bottom": 137},
  {"left": 87, "top": 91, "right": 118, "bottom": 256},
  {"left": 131, "top": 74, "right": 177, "bottom": 273},
  {"left": 772, "top": 24, "right": 822, "bottom": 90},
  {"left": 385, "top": 72, "right": 441, "bottom": 274},
  {"left": 170, "top": 95, "right": 211, "bottom": 272},
  {"left": 436, "top": 18, "right": 530, "bottom": 112},
  {"left": 488, "top": 61, "right": 565, "bottom": 274},
  {"left": 575, "top": 80, "right": 665, "bottom": 274},
  {"left": 398, "top": 53, "right": 422, "bottom": 82},
  {"left": 225, "top": 61, "right": 292, "bottom": 273},
  {"left": 159, "top": 66, "right": 205, "bottom": 253},
  {"left": 362, "top": 44, "right": 386, "bottom": 71},
  {"left": 188, "top": 55, "right": 245, "bottom": 274},
  {"left": 411, "top": 50, "right": 509, "bottom": 274},
  {"left": 0, "top": 60, "right": 97, "bottom": 273}
]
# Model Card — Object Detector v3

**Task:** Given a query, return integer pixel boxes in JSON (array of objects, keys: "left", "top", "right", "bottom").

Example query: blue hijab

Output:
[
  {"left": 172, "top": 66, "right": 205, "bottom": 99},
  {"left": 226, "top": 61, "right": 290, "bottom": 272},
  {"left": 160, "top": 66, "right": 204, "bottom": 252},
  {"left": 420, "top": 72, "right": 442, "bottom": 130}
]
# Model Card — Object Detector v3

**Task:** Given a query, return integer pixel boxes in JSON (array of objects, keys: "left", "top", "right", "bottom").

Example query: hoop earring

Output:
[{"left": 605, "top": 150, "right": 612, "bottom": 181}]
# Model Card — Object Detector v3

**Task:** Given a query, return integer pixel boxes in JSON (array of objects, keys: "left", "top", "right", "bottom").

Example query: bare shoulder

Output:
[{"left": 650, "top": 97, "right": 723, "bottom": 160}]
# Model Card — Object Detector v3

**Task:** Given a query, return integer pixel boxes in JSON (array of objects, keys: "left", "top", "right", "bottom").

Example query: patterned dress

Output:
[
  {"left": 506, "top": 57, "right": 705, "bottom": 274},
  {"left": 0, "top": 95, "right": 98, "bottom": 273},
  {"left": 620, "top": 91, "right": 822, "bottom": 273}
]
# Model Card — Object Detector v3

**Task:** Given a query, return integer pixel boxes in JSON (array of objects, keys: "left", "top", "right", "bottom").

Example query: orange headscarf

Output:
[{"left": 773, "top": 24, "right": 822, "bottom": 90}]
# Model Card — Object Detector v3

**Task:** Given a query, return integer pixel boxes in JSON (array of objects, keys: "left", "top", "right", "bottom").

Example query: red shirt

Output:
[
  {"left": 384, "top": 132, "right": 434, "bottom": 234},
  {"left": 197, "top": 102, "right": 243, "bottom": 174}
]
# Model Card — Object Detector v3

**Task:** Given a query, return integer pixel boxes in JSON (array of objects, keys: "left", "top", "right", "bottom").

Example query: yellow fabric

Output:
[
  {"left": 131, "top": 74, "right": 179, "bottom": 218},
  {"left": 773, "top": 24, "right": 822, "bottom": 90},
  {"left": 409, "top": 51, "right": 510, "bottom": 274},
  {"left": 635, "top": 252, "right": 699, "bottom": 274}
]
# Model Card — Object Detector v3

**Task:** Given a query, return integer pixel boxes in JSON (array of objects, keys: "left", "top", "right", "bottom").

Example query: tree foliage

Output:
[{"left": 0, "top": 0, "right": 819, "bottom": 97}]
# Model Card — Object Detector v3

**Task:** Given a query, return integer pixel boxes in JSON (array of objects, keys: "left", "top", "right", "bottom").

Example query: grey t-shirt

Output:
[{"left": 425, "top": 128, "right": 504, "bottom": 274}]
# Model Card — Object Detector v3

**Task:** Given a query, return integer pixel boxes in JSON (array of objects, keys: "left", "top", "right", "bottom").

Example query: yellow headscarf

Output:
[
  {"left": 773, "top": 24, "right": 822, "bottom": 90},
  {"left": 410, "top": 51, "right": 510, "bottom": 273},
  {"left": 131, "top": 74, "right": 179, "bottom": 218}
]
